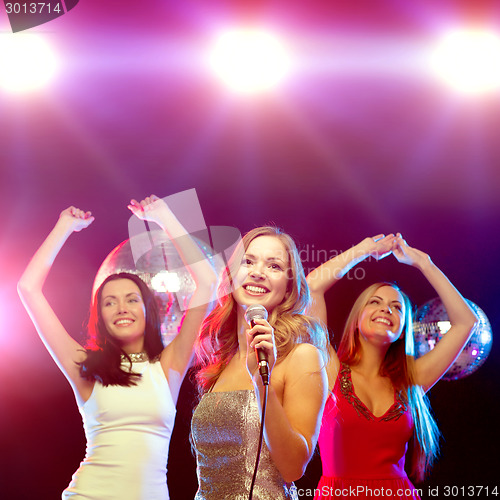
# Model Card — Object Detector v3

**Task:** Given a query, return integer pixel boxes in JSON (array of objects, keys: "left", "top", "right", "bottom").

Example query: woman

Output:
[
  {"left": 191, "top": 226, "right": 329, "bottom": 500},
  {"left": 306, "top": 233, "right": 477, "bottom": 499},
  {"left": 17, "top": 195, "right": 216, "bottom": 500}
]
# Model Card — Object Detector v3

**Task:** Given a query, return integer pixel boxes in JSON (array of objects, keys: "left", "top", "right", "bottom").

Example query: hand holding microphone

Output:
[{"left": 244, "top": 304, "right": 273, "bottom": 386}]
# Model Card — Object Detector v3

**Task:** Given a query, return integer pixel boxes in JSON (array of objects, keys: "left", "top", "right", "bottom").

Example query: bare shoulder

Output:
[{"left": 283, "top": 342, "right": 326, "bottom": 373}]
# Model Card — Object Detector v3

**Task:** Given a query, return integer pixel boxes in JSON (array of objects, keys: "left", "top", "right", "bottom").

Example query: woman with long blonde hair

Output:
[
  {"left": 192, "top": 226, "right": 329, "bottom": 499},
  {"left": 307, "top": 233, "right": 477, "bottom": 499}
]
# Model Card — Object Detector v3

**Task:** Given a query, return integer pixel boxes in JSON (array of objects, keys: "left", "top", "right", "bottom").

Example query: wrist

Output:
[
  {"left": 416, "top": 255, "right": 434, "bottom": 273},
  {"left": 351, "top": 241, "right": 372, "bottom": 262},
  {"left": 55, "top": 217, "right": 77, "bottom": 235}
]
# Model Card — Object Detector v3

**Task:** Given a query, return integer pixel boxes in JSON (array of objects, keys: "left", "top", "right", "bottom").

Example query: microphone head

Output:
[{"left": 244, "top": 304, "right": 269, "bottom": 325}]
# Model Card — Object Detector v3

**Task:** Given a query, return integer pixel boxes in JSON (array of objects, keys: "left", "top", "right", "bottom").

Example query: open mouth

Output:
[
  {"left": 114, "top": 318, "right": 135, "bottom": 326},
  {"left": 243, "top": 284, "right": 269, "bottom": 295},
  {"left": 373, "top": 317, "right": 393, "bottom": 327}
]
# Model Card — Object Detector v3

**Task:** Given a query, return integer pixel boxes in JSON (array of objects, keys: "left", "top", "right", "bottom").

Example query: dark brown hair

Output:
[{"left": 80, "top": 272, "right": 164, "bottom": 386}]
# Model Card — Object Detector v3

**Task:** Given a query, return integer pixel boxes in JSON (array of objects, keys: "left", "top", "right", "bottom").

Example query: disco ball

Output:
[
  {"left": 413, "top": 297, "right": 492, "bottom": 380},
  {"left": 93, "top": 229, "right": 222, "bottom": 346}
]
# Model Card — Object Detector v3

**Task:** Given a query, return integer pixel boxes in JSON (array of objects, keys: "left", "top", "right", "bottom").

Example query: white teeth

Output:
[
  {"left": 245, "top": 285, "right": 267, "bottom": 294},
  {"left": 115, "top": 319, "right": 133, "bottom": 326},
  {"left": 374, "top": 318, "right": 391, "bottom": 326}
]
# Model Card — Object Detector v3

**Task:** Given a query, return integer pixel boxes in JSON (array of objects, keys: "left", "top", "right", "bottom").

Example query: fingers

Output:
[
  {"left": 61, "top": 206, "right": 94, "bottom": 231},
  {"left": 128, "top": 195, "right": 160, "bottom": 213},
  {"left": 66, "top": 206, "right": 93, "bottom": 220},
  {"left": 248, "top": 319, "right": 275, "bottom": 352},
  {"left": 395, "top": 233, "right": 409, "bottom": 248}
]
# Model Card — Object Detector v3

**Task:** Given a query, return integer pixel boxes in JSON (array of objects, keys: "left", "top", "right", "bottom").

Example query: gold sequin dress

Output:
[{"left": 191, "top": 389, "right": 299, "bottom": 500}]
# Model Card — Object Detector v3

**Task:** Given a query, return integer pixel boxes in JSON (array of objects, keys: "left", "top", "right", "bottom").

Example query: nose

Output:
[
  {"left": 249, "top": 264, "right": 265, "bottom": 279},
  {"left": 117, "top": 300, "right": 129, "bottom": 313},
  {"left": 381, "top": 303, "right": 392, "bottom": 314}
]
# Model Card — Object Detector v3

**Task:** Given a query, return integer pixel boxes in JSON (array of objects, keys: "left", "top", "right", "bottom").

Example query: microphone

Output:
[{"left": 244, "top": 304, "right": 270, "bottom": 386}]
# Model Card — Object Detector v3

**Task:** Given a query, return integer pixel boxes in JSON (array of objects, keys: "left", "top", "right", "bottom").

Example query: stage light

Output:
[
  {"left": 430, "top": 29, "right": 500, "bottom": 95},
  {"left": 151, "top": 271, "right": 181, "bottom": 294},
  {"left": 208, "top": 28, "right": 291, "bottom": 94},
  {"left": 0, "top": 34, "right": 59, "bottom": 93}
]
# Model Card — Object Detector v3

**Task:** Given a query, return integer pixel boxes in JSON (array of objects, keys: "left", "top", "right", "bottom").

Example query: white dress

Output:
[{"left": 62, "top": 360, "right": 176, "bottom": 500}]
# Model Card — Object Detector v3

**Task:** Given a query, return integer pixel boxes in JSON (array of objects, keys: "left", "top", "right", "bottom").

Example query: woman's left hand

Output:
[
  {"left": 393, "top": 233, "right": 431, "bottom": 269},
  {"left": 246, "top": 317, "right": 277, "bottom": 384},
  {"left": 128, "top": 195, "right": 168, "bottom": 223}
]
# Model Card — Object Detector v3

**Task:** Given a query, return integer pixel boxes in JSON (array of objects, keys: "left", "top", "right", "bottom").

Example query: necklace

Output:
[{"left": 121, "top": 352, "right": 148, "bottom": 363}]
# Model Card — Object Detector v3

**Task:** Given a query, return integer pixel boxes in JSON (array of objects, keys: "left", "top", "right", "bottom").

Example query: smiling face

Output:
[
  {"left": 232, "top": 235, "right": 290, "bottom": 316},
  {"left": 357, "top": 285, "right": 406, "bottom": 347},
  {"left": 100, "top": 278, "right": 147, "bottom": 353}
]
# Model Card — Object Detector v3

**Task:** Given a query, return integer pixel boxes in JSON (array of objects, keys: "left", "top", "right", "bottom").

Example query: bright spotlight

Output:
[
  {"left": 151, "top": 271, "right": 181, "bottom": 293},
  {"left": 209, "top": 28, "right": 291, "bottom": 94},
  {"left": 0, "top": 34, "right": 59, "bottom": 93},
  {"left": 430, "top": 29, "right": 500, "bottom": 95}
]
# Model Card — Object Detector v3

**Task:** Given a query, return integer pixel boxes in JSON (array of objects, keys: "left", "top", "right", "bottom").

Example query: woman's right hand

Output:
[
  {"left": 59, "top": 206, "right": 94, "bottom": 232},
  {"left": 359, "top": 233, "right": 396, "bottom": 260}
]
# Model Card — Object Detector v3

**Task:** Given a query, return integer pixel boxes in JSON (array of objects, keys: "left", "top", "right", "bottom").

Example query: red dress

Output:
[{"left": 315, "top": 364, "right": 421, "bottom": 499}]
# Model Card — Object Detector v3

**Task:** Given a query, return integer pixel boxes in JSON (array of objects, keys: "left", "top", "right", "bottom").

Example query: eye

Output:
[
  {"left": 269, "top": 263, "right": 283, "bottom": 271},
  {"left": 394, "top": 304, "right": 402, "bottom": 312},
  {"left": 241, "top": 258, "right": 253, "bottom": 266}
]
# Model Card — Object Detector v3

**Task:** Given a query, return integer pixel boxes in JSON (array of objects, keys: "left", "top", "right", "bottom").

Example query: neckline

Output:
[
  {"left": 205, "top": 388, "right": 254, "bottom": 395},
  {"left": 341, "top": 363, "right": 397, "bottom": 420},
  {"left": 121, "top": 352, "right": 148, "bottom": 363}
]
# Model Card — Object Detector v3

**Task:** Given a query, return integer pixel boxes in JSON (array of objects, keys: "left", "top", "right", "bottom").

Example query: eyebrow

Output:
[
  {"left": 372, "top": 295, "right": 402, "bottom": 306},
  {"left": 244, "top": 253, "right": 288, "bottom": 264},
  {"left": 102, "top": 292, "right": 142, "bottom": 300}
]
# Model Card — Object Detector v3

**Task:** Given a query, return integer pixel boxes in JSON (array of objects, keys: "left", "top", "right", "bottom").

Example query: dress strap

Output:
[{"left": 338, "top": 363, "right": 374, "bottom": 420}]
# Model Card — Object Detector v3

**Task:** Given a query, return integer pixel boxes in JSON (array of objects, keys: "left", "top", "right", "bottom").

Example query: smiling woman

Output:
[
  {"left": 17, "top": 195, "right": 217, "bottom": 500},
  {"left": 100, "top": 279, "right": 147, "bottom": 350},
  {"left": 192, "top": 226, "right": 329, "bottom": 500},
  {"left": 306, "top": 233, "right": 478, "bottom": 499}
]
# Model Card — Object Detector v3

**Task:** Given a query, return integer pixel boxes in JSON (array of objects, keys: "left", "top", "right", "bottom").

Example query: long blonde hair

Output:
[
  {"left": 195, "top": 226, "right": 327, "bottom": 393},
  {"left": 338, "top": 282, "right": 441, "bottom": 482}
]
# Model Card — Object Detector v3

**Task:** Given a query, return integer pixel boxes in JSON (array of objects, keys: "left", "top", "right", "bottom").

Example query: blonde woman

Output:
[
  {"left": 192, "top": 226, "right": 329, "bottom": 499},
  {"left": 307, "top": 233, "right": 477, "bottom": 499}
]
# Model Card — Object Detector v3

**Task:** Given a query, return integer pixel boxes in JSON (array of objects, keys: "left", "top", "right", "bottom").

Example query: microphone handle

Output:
[{"left": 251, "top": 319, "right": 269, "bottom": 386}]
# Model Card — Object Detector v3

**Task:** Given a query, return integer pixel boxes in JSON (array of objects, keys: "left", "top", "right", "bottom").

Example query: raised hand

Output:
[
  {"left": 393, "top": 233, "right": 431, "bottom": 269},
  {"left": 360, "top": 234, "right": 396, "bottom": 261},
  {"left": 128, "top": 195, "right": 168, "bottom": 224},
  {"left": 59, "top": 206, "right": 94, "bottom": 232},
  {"left": 246, "top": 317, "right": 277, "bottom": 384}
]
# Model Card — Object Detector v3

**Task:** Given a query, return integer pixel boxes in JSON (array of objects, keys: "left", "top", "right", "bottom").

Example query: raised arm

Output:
[
  {"left": 306, "top": 234, "right": 395, "bottom": 324},
  {"left": 393, "top": 234, "right": 478, "bottom": 391},
  {"left": 306, "top": 235, "right": 395, "bottom": 385},
  {"left": 128, "top": 195, "right": 217, "bottom": 401},
  {"left": 17, "top": 207, "right": 95, "bottom": 401}
]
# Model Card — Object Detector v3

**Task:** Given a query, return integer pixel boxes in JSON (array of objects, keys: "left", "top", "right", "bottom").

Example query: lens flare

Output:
[
  {"left": 209, "top": 28, "right": 291, "bottom": 94},
  {"left": 430, "top": 28, "right": 500, "bottom": 95},
  {"left": 0, "top": 34, "right": 59, "bottom": 93}
]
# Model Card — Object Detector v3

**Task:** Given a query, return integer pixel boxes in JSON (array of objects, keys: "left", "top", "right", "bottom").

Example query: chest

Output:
[
  {"left": 81, "top": 363, "right": 175, "bottom": 429},
  {"left": 349, "top": 371, "right": 395, "bottom": 419},
  {"left": 213, "top": 355, "right": 286, "bottom": 401}
]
